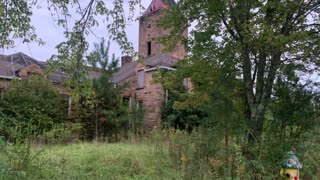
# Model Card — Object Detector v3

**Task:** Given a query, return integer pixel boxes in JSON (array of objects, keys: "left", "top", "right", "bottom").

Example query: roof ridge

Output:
[{"left": 20, "top": 52, "right": 29, "bottom": 65}]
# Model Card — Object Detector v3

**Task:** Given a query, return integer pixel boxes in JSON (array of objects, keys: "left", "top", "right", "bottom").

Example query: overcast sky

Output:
[{"left": 1, "top": 0, "right": 150, "bottom": 62}]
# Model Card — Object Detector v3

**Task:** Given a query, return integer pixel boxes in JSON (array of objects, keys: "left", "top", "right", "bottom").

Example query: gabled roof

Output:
[
  {"left": 0, "top": 52, "right": 65, "bottom": 83},
  {"left": 144, "top": 0, "right": 176, "bottom": 15},
  {"left": 3, "top": 52, "right": 47, "bottom": 69},
  {"left": 47, "top": 73, "right": 67, "bottom": 84},
  {"left": 144, "top": 53, "right": 178, "bottom": 67},
  {"left": 0, "top": 60, "right": 24, "bottom": 78},
  {"left": 112, "top": 53, "right": 179, "bottom": 83},
  {"left": 112, "top": 62, "right": 138, "bottom": 83}
]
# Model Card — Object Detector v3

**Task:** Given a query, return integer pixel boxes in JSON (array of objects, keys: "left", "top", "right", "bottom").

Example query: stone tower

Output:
[
  {"left": 135, "top": 0, "right": 188, "bottom": 129},
  {"left": 138, "top": 0, "right": 187, "bottom": 59},
  {"left": 113, "top": 0, "right": 188, "bottom": 130}
]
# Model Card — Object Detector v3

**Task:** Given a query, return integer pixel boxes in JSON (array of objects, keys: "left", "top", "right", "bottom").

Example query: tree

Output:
[
  {"left": 0, "top": 76, "right": 65, "bottom": 140},
  {"left": 0, "top": 0, "right": 43, "bottom": 48},
  {"left": 161, "top": 83, "right": 204, "bottom": 131},
  {"left": 1, "top": 0, "right": 141, "bottom": 93},
  {"left": 87, "top": 38, "right": 119, "bottom": 75},
  {"left": 159, "top": 0, "right": 320, "bottom": 143},
  {"left": 269, "top": 77, "right": 319, "bottom": 142},
  {"left": 87, "top": 38, "right": 128, "bottom": 141}
]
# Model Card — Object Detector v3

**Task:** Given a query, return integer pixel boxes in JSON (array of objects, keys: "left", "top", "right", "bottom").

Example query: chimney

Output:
[{"left": 121, "top": 55, "right": 132, "bottom": 66}]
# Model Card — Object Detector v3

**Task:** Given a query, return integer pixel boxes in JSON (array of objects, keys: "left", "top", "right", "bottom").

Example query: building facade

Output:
[
  {"left": 0, "top": 52, "right": 67, "bottom": 91},
  {"left": 112, "top": 0, "right": 187, "bottom": 129},
  {"left": 0, "top": 0, "right": 187, "bottom": 130}
]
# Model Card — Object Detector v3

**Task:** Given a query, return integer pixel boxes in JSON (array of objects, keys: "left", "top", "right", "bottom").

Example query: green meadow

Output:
[{"left": 0, "top": 142, "right": 181, "bottom": 180}]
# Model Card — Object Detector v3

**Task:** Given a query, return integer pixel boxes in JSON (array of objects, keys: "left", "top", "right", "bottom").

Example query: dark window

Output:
[
  {"left": 136, "top": 101, "right": 144, "bottom": 111},
  {"left": 147, "top": 41, "right": 151, "bottom": 56},
  {"left": 137, "top": 70, "right": 144, "bottom": 89},
  {"left": 123, "top": 96, "right": 131, "bottom": 108}
]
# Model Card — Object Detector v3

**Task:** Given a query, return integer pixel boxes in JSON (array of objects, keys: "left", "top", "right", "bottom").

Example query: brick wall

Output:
[
  {"left": 18, "top": 64, "right": 43, "bottom": 77},
  {"left": 139, "top": 70, "right": 164, "bottom": 129},
  {"left": 138, "top": 10, "right": 187, "bottom": 59}
]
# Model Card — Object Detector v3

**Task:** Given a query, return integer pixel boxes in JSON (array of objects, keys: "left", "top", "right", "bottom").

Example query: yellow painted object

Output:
[{"left": 280, "top": 168, "right": 299, "bottom": 180}]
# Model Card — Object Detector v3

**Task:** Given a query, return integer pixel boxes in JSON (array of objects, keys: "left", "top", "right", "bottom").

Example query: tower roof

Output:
[{"left": 144, "top": 0, "right": 176, "bottom": 15}]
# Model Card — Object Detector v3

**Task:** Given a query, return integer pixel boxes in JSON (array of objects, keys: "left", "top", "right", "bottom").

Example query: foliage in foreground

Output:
[
  {"left": 160, "top": 0, "right": 320, "bottom": 145},
  {"left": 150, "top": 127, "right": 320, "bottom": 179},
  {"left": 1, "top": 126, "right": 320, "bottom": 179},
  {"left": 0, "top": 76, "right": 66, "bottom": 141},
  {"left": 160, "top": 77, "right": 319, "bottom": 178},
  {"left": 0, "top": 142, "right": 181, "bottom": 179}
]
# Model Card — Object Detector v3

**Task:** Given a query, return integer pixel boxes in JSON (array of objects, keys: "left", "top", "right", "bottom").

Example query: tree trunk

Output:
[
  {"left": 95, "top": 105, "right": 98, "bottom": 142},
  {"left": 243, "top": 48, "right": 281, "bottom": 144}
]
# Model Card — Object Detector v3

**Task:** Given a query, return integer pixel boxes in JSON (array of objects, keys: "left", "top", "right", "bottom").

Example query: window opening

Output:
[
  {"left": 147, "top": 41, "right": 151, "bottom": 56},
  {"left": 137, "top": 70, "right": 145, "bottom": 89},
  {"left": 123, "top": 96, "right": 131, "bottom": 108}
]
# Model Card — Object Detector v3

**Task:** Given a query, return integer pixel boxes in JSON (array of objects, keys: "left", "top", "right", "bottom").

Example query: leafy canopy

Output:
[{"left": 160, "top": 0, "right": 320, "bottom": 141}]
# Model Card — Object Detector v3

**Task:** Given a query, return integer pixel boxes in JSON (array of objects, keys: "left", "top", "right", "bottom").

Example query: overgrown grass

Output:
[
  {"left": 2, "top": 128, "right": 319, "bottom": 179},
  {"left": 0, "top": 142, "right": 182, "bottom": 179}
]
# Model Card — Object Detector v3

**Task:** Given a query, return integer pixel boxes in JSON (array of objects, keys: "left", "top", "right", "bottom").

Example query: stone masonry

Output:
[{"left": 112, "top": 0, "right": 187, "bottom": 129}]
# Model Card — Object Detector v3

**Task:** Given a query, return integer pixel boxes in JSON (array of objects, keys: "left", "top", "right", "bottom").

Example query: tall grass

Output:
[
  {"left": 0, "top": 142, "right": 181, "bottom": 179},
  {"left": 149, "top": 128, "right": 320, "bottom": 179},
  {"left": 1, "top": 128, "right": 319, "bottom": 179}
]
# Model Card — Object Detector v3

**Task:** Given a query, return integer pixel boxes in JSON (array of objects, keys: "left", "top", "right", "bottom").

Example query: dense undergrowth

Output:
[
  {"left": 1, "top": 128, "right": 320, "bottom": 179},
  {"left": 151, "top": 128, "right": 320, "bottom": 179}
]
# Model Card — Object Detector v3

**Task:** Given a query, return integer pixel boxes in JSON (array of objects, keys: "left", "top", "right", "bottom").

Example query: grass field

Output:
[{"left": 0, "top": 142, "right": 182, "bottom": 180}]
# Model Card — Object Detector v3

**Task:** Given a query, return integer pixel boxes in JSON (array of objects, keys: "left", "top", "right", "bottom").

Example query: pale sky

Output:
[{"left": 1, "top": 0, "right": 151, "bottom": 62}]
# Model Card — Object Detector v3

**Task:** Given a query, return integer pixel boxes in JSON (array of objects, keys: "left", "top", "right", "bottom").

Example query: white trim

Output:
[
  {"left": 144, "top": 66, "right": 176, "bottom": 72},
  {"left": 0, "top": 75, "right": 20, "bottom": 80},
  {"left": 144, "top": 67, "right": 156, "bottom": 72},
  {"left": 159, "top": 66, "right": 176, "bottom": 71}
]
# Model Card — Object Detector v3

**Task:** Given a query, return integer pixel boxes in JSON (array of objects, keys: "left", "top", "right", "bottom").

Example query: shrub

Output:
[
  {"left": 0, "top": 76, "right": 66, "bottom": 141},
  {"left": 36, "top": 122, "right": 83, "bottom": 144}
]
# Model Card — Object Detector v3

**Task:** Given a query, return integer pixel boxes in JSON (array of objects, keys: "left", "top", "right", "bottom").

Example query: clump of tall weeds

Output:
[{"left": 0, "top": 125, "right": 46, "bottom": 179}]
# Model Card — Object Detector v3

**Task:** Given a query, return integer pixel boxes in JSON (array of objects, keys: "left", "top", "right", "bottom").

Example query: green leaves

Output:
[
  {"left": 270, "top": 78, "right": 319, "bottom": 138},
  {"left": 87, "top": 37, "right": 119, "bottom": 75},
  {"left": 0, "top": 0, "right": 42, "bottom": 48},
  {"left": 0, "top": 76, "right": 66, "bottom": 140},
  {"left": 159, "top": 0, "right": 320, "bottom": 143}
]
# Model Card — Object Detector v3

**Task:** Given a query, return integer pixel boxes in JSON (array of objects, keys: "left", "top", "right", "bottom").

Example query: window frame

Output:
[
  {"left": 137, "top": 69, "right": 145, "bottom": 89},
  {"left": 147, "top": 41, "right": 152, "bottom": 56}
]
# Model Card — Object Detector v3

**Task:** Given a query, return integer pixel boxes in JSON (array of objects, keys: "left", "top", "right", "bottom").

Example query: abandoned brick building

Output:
[
  {"left": 0, "top": 0, "right": 187, "bottom": 129},
  {"left": 0, "top": 52, "right": 102, "bottom": 116},
  {"left": 0, "top": 52, "right": 73, "bottom": 114},
  {"left": 0, "top": 52, "right": 66, "bottom": 91},
  {"left": 112, "top": 0, "right": 187, "bottom": 129}
]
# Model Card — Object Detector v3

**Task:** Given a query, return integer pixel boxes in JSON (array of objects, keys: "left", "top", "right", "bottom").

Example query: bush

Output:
[
  {"left": 0, "top": 76, "right": 66, "bottom": 141},
  {"left": 36, "top": 122, "right": 83, "bottom": 144}
]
